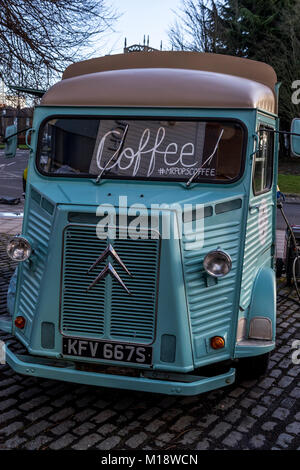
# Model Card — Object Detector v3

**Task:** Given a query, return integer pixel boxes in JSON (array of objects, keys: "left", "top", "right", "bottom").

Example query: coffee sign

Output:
[{"left": 94, "top": 124, "right": 218, "bottom": 178}]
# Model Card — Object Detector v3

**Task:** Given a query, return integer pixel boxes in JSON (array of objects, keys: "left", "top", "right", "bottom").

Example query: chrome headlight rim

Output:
[
  {"left": 6, "top": 235, "right": 32, "bottom": 262},
  {"left": 203, "top": 249, "right": 232, "bottom": 278}
]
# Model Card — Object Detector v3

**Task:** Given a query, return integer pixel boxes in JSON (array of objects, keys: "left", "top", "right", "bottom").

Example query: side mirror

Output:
[
  {"left": 290, "top": 118, "right": 300, "bottom": 157},
  {"left": 4, "top": 125, "right": 17, "bottom": 158}
]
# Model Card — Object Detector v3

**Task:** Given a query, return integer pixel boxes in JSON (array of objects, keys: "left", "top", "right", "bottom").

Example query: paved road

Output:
[
  {"left": 0, "top": 234, "right": 300, "bottom": 450},
  {"left": 277, "top": 203, "right": 300, "bottom": 230},
  {"left": 0, "top": 149, "right": 28, "bottom": 200}
]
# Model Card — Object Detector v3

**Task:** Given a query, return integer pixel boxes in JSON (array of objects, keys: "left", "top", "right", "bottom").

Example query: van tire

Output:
[
  {"left": 237, "top": 352, "right": 270, "bottom": 380},
  {"left": 276, "top": 258, "right": 283, "bottom": 278}
]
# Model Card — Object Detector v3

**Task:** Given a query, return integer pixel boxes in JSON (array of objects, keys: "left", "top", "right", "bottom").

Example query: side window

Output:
[{"left": 253, "top": 125, "right": 274, "bottom": 195}]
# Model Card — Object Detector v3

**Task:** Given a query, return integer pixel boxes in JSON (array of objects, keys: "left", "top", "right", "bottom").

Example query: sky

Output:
[{"left": 100, "top": 0, "right": 183, "bottom": 55}]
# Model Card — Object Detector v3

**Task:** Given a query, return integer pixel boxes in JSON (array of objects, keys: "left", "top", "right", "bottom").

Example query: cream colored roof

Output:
[
  {"left": 41, "top": 51, "right": 277, "bottom": 113},
  {"left": 62, "top": 51, "right": 277, "bottom": 90}
]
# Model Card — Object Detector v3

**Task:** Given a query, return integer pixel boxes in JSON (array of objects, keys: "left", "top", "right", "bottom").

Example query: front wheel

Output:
[
  {"left": 276, "top": 258, "right": 284, "bottom": 278},
  {"left": 237, "top": 352, "right": 270, "bottom": 380}
]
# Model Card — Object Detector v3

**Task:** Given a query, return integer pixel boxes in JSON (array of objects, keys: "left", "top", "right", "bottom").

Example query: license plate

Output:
[{"left": 62, "top": 337, "right": 152, "bottom": 365}]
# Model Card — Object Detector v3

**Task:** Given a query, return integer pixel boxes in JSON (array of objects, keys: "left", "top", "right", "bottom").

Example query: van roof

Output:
[{"left": 41, "top": 51, "right": 277, "bottom": 114}]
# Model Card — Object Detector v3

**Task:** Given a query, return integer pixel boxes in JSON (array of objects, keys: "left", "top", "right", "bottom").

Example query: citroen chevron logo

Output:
[{"left": 86, "top": 244, "right": 132, "bottom": 295}]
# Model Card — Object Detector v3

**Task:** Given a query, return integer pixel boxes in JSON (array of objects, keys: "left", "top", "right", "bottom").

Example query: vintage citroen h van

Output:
[{"left": 1, "top": 52, "right": 280, "bottom": 395}]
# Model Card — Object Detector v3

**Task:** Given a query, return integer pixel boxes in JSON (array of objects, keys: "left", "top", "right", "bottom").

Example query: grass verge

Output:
[{"left": 278, "top": 174, "right": 300, "bottom": 195}]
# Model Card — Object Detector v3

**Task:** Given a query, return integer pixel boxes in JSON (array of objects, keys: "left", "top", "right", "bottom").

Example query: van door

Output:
[{"left": 240, "top": 122, "right": 275, "bottom": 316}]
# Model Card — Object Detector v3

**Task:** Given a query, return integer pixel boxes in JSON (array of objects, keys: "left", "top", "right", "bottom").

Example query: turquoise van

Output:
[{"left": 1, "top": 51, "right": 293, "bottom": 395}]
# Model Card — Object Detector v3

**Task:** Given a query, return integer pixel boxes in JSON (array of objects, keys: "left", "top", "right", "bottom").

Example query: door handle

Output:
[{"left": 249, "top": 205, "right": 260, "bottom": 215}]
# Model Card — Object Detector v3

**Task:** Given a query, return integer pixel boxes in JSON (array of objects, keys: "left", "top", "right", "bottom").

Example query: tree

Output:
[
  {"left": 169, "top": 0, "right": 222, "bottom": 52},
  {"left": 169, "top": 0, "right": 300, "bottom": 134},
  {"left": 218, "top": 0, "right": 300, "bottom": 131},
  {"left": 0, "top": 0, "right": 118, "bottom": 89}
]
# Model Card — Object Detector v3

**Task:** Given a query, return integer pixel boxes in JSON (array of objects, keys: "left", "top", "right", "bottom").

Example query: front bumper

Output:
[{"left": 5, "top": 343, "right": 236, "bottom": 396}]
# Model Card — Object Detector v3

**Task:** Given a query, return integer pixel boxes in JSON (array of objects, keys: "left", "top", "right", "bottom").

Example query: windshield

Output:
[{"left": 37, "top": 117, "right": 245, "bottom": 183}]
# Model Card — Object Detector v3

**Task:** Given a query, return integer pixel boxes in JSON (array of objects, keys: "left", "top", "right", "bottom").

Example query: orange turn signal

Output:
[
  {"left": 210, "top": 336, "right": 225, "bottom": 350},
  {"left": 15, "top": 316, "right": 26, "bottom": 329}
]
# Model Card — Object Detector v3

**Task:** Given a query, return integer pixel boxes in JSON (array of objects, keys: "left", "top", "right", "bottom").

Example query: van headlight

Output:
[
  {"left": 6, "top": 236, "right": 32, "bottom": 262},
  {"left": 203, "top": 250, "right": 232, "bottom": 278}
]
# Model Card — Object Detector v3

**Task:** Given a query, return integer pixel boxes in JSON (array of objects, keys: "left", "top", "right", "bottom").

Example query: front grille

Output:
[{"left": 61, "top": 225, "right": 160, "bottom": 344}]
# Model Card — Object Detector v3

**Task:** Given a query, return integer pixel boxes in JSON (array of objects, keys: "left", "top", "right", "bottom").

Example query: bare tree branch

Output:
[
  {"left": 169, "top": 0, "right": 222, "bottom": 53},
  {"left": 0, "top": 0, "right": 119, "bottom": 88}
]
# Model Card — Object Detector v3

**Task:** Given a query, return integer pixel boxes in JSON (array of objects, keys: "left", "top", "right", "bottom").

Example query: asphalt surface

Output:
[
  {"left": 0, "top": 149, "right": 28, "bottom": 201},
  {"left": 277, "top": 203, "right": 300, "bottom": 230}
]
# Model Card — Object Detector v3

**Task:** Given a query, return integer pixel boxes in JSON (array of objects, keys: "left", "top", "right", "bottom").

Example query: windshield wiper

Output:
[
  {"left": 186, "top": 129, "right": 224, "bottom": 188},
  {"left": 94, "top": 124, "right": 129, "bottom": 184}
]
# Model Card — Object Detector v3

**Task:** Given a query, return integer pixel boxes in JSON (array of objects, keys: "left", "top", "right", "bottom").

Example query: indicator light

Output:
[
  {"left": 15, "top": 316, "right": 26, "bottom": 329},
  {"left": 210, "top": 336, "right": 225, "bottom": 350}
]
